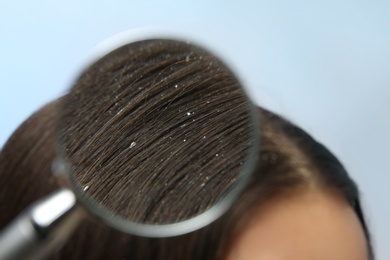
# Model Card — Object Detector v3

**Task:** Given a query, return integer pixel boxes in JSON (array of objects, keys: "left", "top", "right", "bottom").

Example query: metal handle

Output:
[{"left": 0, "top": 189, "right": 84, "bottom": 260}]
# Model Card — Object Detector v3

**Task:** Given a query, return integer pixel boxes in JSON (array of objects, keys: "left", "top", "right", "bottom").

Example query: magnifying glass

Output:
[{"left": 0, "top": 36, "right": 259, "bottom": 260}]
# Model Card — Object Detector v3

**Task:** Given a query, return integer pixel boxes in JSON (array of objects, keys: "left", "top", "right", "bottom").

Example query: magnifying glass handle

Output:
[{"left": 0, "top": 189, "right": 84, "bottom": 260}]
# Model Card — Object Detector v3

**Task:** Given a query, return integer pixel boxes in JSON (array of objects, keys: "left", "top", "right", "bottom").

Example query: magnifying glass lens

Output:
[{"left": 57, "top": 39, "right": 258, "bottom": 236}]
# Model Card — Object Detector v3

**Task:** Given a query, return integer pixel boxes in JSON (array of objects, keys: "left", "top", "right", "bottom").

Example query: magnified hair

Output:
[{"left": 58, "top": 39, "right": 257, "bottom": 225}]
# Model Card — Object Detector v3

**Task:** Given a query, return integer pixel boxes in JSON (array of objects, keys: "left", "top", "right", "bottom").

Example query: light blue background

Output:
[{"left": 1, "top": 1, "right": 389, "bottom": 258}]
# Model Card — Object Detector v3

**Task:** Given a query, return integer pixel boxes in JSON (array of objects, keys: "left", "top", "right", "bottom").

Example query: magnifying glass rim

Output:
[{"left": 56, "top": 30, "right": 260, "bottom": 237}]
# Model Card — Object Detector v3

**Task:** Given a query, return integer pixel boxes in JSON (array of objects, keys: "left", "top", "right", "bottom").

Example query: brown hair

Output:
[
  {"left": 58, "top": 39, "right": 256, "bottom": 225},
  {"left": 0, "top": 39, "right": 373, "bottom": 259}
]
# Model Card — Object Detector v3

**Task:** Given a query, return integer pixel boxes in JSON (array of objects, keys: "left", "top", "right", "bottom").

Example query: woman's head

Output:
[{"left": 0, "top": 39, "right": 373, "bottom": 259}]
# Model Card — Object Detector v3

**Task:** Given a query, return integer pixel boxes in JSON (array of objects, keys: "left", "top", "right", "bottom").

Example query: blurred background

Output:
[{"left": 1, "top": 0, "right": 389, "bottom": 258}]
